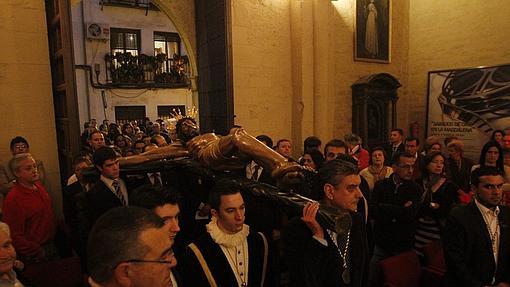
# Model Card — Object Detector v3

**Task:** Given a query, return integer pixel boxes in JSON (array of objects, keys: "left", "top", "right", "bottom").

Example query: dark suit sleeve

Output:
[
  {"left": 178, "top": 244, "right": 210, "bottom": 287},
  {"left": 282, "top": 218, "right": 331, "bottom": 287},
  {"left": 442, "top": 211, "right": 482, "bottom": 287},
  {"left": 373, "top": 183, "right": 420, "bottom": 222}
]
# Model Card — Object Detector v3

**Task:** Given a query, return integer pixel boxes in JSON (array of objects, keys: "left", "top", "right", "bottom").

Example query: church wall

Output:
[
  {"left": 231, "top": 0, "right": 410, "bottom": 156},
  {"left": 407, "top": 1, "right": 510, "bottom": 141},
  {"left": 0, "top": 2, "right": 61, "bottom": 214}
]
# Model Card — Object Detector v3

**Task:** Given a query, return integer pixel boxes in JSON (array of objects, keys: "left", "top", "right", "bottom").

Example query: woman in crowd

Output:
[
  {"left": 491, "top": 129, "right": 505, "bottom": 146},
  {"left": 414, "top": 151, "right": 458, "bottom": 258},
  {"left": 299, "top": 149, "right": 324, "bottom": 171},
  {"left": 423, "top": 142, "right": 442, "bottom": 155},
  {"left": 121, "top": 122, "right": 135, "bottom": 142},
  {"left": 472, "top": 140, "right": 510, "bottom": 182},
  {"left": 359, "top": 147, "right": 393, "bottom": 191}
]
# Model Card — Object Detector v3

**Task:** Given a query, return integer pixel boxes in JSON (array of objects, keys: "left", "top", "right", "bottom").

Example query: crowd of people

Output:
[{"left": 0, "top": 118, "right": 509, "bottom": 287}]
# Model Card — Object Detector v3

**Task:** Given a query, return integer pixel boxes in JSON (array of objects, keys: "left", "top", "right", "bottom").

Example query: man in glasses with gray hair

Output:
[{"left": 87, "top": 207, "right": 176, "bottom": 287}]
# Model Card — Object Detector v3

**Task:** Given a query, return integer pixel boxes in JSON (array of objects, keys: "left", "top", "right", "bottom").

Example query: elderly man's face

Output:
[
  {"left": 15, "top": 157, "right": 39, "bottom": 184},
  {"left": 0, "top": 230, "right": 16, "bottom": 275},
  {"left": 325, "top": 174, "right": 363, "bottom": 213},
  {"left": 127, "top": 227, "right": 176, "bottom": 287}
]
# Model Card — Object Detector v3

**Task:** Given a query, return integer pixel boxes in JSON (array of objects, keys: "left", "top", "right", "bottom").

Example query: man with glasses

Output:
[
  {"left": 87, "top": 206, "right": 176, "bottom": 287},
  {"left": 130, "top": 185, "right": 182, "bottom": 286},
  {"left": 443, "top": 167, "right": 510, "bottom": 286},
  {"left": 367, "top": 152, "right": 422, "bottom": 287}
]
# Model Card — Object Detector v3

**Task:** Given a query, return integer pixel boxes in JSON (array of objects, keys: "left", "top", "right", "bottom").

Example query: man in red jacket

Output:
[{"left": 2, "top": 153, "right": 56, "bottom": 264}]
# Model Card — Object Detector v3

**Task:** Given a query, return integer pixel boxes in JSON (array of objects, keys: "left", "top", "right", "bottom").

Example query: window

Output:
[
  {"left": 115, "top": 106, "right": 146, "bottom": 124},
  {"left": 110, "top": 28, "right": 141, "bottom": 56},
  {"left": 157, "top": 105, "right": 185, "bottom": 120},
  {"left": 154, "top": 32, "right": 181, "bottom": 73}
]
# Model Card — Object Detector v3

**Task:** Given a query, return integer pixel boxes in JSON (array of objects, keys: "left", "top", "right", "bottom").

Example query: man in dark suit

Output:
[
  {"left": 282, "top": 159, "right": 368, "bottom": 287},
  {"left": 404, "top": 136, "right": 422, "bottom": 180},
  {"left": 443, "top": 166, "right": 510, "bottom": 286},
  {"left": 384, "top": 128, "right": 405, "bottom": 165},
  {"left": 87, "top": 146, "right": 129, "bottom": 226},
  {"left": 368, "top": 152, "right": 422, "bottom": 287}
]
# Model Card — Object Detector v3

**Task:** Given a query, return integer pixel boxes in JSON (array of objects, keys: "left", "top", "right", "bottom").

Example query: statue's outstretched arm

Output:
[{"left": 119, "top": 144, "right": 188, "bottom": 166}]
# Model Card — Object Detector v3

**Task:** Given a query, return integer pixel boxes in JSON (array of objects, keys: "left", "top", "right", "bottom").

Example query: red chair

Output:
[
  {"left": 23, "top": 256, "right": 84, "bottom": 287},
  {"left": 421, "top": 241, "right": 446, "bottom": 287},
  {"left": 380, "top": 251, "right": 422, "bottom": 287},
  {"left": 422, "top": 241, "right": 446, "bottom": 274}
]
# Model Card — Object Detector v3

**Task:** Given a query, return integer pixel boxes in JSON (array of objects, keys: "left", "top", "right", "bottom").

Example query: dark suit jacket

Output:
[
  {"left": 283, "top": 213, "right": 368, "bottom": 287},
  {"left": 443, "top": 202, "right": 510, "bottom": 286},
  {"left": 179, "top": 231, "right": 273, "bottom": 286},
  {"left": 123, "top": 171, "right": 171, "bottom": 191},
  {"left": 372, "top": 175, "right": 422, "bottom": 252},
  {"left": 384, "top": 142, "right": 405, "bottom": 165},
  {"left": 86, "top": 180, "right": 125, "bottom": 226},
  {"left": 446, "top": 157, "right": 474, "bottom": 193}
]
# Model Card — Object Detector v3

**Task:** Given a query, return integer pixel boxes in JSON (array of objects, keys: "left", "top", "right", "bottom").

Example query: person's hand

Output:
[
  {"left": 430, "top": 202, "right": 440, "bottom": 209},
  {"left": 404, "top": 201, "right": 413, "bottom": 207},
  {"left": 13, "top": 260, "right": 24, "bottom": 271},
  {"left": 301, "top": 202, "right": 324, "bottom": 239}
]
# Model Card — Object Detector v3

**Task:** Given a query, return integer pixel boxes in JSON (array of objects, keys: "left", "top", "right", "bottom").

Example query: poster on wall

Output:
[
  {"left": 426, "top": 64, "right": 510, "bottom": 160},
  {"left": 354, "top": 0, "right": 391, "bottom": 63}
]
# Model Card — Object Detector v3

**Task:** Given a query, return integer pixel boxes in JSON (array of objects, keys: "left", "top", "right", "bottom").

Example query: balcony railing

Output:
[
  {"left": 103, "top": 52, "right": 190, "bottom": 88},
  {"left": 100, "top": 0, "right": 159, "bottom": 10}
]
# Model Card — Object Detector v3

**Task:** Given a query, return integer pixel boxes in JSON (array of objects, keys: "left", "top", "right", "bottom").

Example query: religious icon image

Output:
[{"left": 355, "top": 0, "right": 391, "bottom": 63}]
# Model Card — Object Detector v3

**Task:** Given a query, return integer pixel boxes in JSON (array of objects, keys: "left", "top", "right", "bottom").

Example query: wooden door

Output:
[{"left": 45, "top": 0, "right": 81, "bottom": 184}]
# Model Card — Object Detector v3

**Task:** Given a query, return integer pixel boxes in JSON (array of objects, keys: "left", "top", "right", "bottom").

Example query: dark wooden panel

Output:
[{"left": 195, "top": 0, "right": 233, "bottom": 134}]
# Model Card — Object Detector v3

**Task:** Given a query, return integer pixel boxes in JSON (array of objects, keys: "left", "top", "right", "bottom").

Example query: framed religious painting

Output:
[{"left": 354, "top": 0, "right": 391, "bottom": 63}]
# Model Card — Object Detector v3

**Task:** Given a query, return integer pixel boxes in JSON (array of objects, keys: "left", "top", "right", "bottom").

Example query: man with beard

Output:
[{"left": 443, "top": 167, "right": 510, "bottom": 286}]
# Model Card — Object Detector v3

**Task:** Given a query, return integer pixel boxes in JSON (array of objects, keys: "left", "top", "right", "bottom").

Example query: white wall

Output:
[{"left": 71, "top": 1, "right": 193, "bottom": 129}]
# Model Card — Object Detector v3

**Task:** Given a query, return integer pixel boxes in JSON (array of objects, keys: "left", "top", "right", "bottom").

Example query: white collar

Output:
[
  {"left": 100, "top": 175, "right": 118, "bottom": 187},
  {"left": 206, "top": 217, "right": 249, "bottom": 248},
  {"left": 475, "top": 198, "right": 500, "bottom": 218}
]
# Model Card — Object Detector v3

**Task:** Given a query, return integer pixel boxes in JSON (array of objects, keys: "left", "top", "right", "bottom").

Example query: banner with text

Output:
[{"left": 426, "top": 64, "right": 510, "bottom": 160}]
